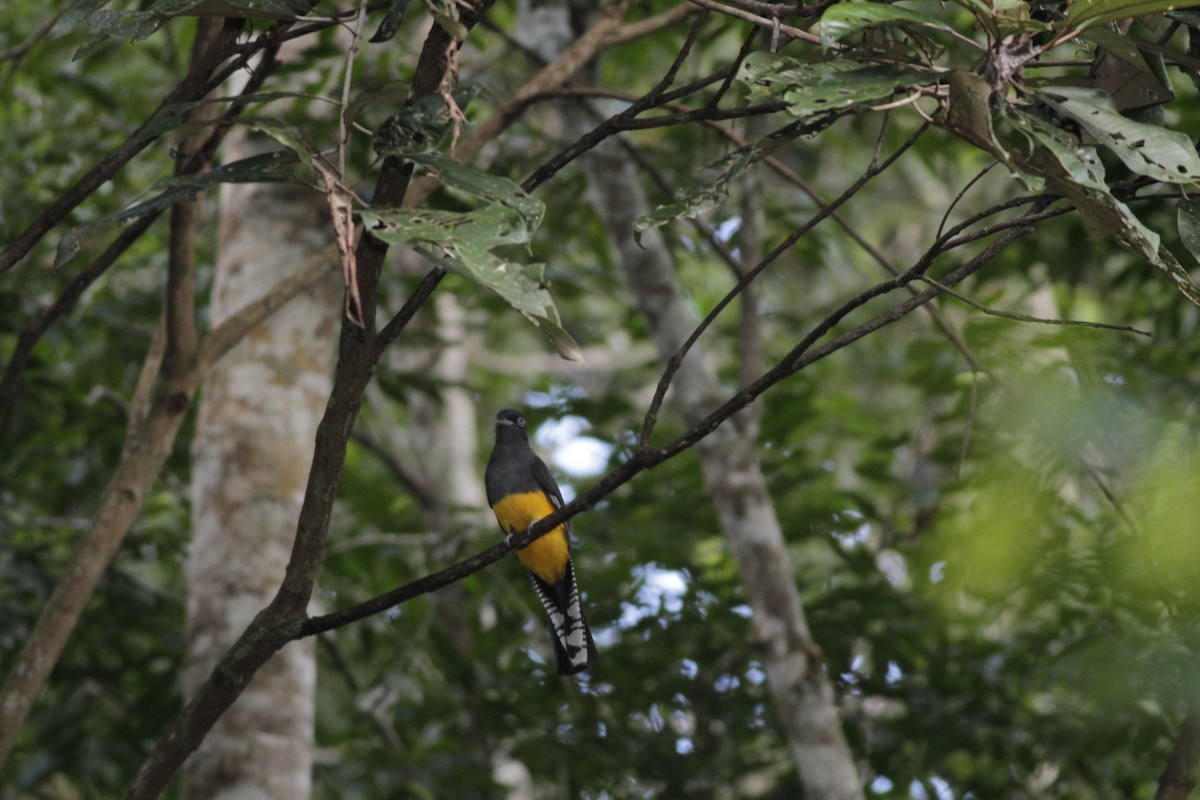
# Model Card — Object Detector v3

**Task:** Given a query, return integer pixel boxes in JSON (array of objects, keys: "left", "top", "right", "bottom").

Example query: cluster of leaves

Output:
[{"left": 5, "top": 0, "right": 1200, "bottom": 798}]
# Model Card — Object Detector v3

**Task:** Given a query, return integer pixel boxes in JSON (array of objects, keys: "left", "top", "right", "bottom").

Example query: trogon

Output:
[{"left": 485, "top": 408, "right": 598, "bottom": 675}]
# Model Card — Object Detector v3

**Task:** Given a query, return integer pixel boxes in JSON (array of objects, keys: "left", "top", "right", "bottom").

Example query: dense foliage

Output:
[{"left": 4, "top": 0, "right": 1200, "bottom": 798}]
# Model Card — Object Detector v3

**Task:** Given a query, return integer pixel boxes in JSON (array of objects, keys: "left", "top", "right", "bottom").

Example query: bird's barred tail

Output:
[{"left": 528, "top": 557, "right": 598, "bottom": 675}]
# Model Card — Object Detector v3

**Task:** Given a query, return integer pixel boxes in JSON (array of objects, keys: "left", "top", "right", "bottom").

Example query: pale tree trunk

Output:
[
  {"left": 182, "top": 130, "right": 338, "bottom": 800},
  {"left": 584, "top": 148, "right": 865, "bottom": 800}
]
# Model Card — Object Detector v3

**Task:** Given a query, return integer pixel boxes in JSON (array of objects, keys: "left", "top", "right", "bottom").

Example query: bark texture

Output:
[
  {"left": 182, "top": 135, "right": 338, "bottom": 800},
  {"left": 585, "top": 148, "right": 864, "bottom": 800}
]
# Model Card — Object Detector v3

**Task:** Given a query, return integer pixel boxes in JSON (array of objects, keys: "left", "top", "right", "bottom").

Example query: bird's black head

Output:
[{"left": 495, "top": 408, "right": 528, "bottom": 437}]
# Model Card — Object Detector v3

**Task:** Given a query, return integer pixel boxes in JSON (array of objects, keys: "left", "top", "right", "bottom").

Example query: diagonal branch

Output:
[{"left": 299, "top": 219, "right": 1036, "bottom": 638}]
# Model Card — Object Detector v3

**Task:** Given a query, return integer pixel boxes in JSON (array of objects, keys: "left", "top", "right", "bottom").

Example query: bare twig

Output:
[
  {"left": 920, "top": 275, "right": 1152, "bottom": 337},
  {"left": 685, "top": 0, "right": 829, "bottom": 46}
]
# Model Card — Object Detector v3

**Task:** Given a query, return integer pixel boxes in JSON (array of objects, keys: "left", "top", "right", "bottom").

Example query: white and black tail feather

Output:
[{"left": 527, "top": 558, "right": 598, "bottom": 675}]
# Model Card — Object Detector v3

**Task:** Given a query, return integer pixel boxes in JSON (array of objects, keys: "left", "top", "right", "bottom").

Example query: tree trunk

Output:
[
  {"left": 181, "top": 132, "right": 338, "bottom": 800},
  {"left": 584, "top": 148, "right": 865, "bottom": 800}
]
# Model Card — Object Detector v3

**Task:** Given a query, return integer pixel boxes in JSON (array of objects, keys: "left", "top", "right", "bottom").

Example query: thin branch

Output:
[
  {"left": 522, "top": 65, "right": 744, "bottom": 192},
  {"left": 685, "top": 0, "right": 830, "bottom": 46},
  {"left": 0, "top": 215, "right": 158, "bottom": 426},
  {"left": 920, "top": 276, "right": 1152, "bottom": 337},
  {"left": 0, "top": 46, "right": 282, "bottom": 427},
  {"left": 121, "top": 5, "right": 498, "bottom": 797},
  {"left": 199, "top": 249, "right": 337, "bottom": 368},
  {"left": 638, "top": 121, "right": 930, "bottom": 446},
  {"left": 0, "top": 19, "right": 245, "bottom": 275},
  {"left": 351, "top": 430, "right": 436, "bottom": 511},
  {"left": 300, "top": 219, "right": 1038, "bottom": 639}
]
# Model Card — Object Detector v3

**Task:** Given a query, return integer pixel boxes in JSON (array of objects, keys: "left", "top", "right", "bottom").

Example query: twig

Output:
[
  {"left": 920, "top": 276, "right": 1153, "bottom": 337},
  {"left": 638, "top": 121, "right": 930, "bottom": 446},
  {"left": 299, "top": 220, "right": 1036, "bottom": 639},
  {"left": 685, "top": 0, "right": 830, "bottom": 46}
]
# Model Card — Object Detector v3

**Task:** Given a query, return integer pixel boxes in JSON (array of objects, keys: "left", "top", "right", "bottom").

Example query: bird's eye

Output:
[{"left": 518, "top": 417, "right": 525, "bottom": 427}]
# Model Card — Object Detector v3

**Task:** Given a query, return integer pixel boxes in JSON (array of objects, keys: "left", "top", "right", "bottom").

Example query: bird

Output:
[{"left": 484, "top": 408, "right": 598, "bottom": 675}]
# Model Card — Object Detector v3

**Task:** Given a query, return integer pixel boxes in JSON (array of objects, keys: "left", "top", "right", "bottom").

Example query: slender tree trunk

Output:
[
  {"left": 584, "top": 148, "right": 865, "bottom": 800},
  {"left": 181, "top": 131, "right": 338, "bottom": 800}
]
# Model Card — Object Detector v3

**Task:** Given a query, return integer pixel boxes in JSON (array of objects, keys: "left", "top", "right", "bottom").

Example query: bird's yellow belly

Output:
[{"left": 492, "top": 491, "right": 569, "bottom": 584}]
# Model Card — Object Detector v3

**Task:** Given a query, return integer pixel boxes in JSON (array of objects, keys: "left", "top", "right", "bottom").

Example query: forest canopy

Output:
[{"left": 3, "top": 0, "right": 1200, "bottom": 798}]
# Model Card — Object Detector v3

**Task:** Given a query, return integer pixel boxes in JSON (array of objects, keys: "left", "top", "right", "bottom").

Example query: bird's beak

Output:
[{"left": 496, "top": 418, "right": 516, "bottom": 428}]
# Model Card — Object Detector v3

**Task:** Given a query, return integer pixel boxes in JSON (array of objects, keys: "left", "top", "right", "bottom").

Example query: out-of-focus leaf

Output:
[
  {"left": 1037, "top": 87, "right": 1200, "bottom": 183},
  {"left": 819, "top": 2, "right": 959, "bottom": 45},
  {"left": 1177, "top": 199, "right": 1200, "bottom": 265},
  {"left": 1081, "top": 28, "right": 1172, "bottom": 112},
  {"left": 55, "top": 151, "right": 297, "bottom": 267},
  {"left": 1068, "top": 0, "right": 1200, "bottom": 29},
  {"left": 137, "top": 93, "right": 313, "bottom": 143},
  {"left": 368, "top": 0, "right": 409, "bottom": 43},
  {"left": 635, "top": 149, "right": 755, "bottom": 243}
]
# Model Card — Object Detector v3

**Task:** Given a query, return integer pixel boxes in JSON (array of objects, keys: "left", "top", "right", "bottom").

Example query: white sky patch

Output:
[
  {"left": 618, "top": 564, "right": 688, "bottom": 628},
  {"left": 534, "top": 415, "right": 613, "bottom": 479},
  {"left": 715, "top": 216, "right": 742, "bottom": 242}
]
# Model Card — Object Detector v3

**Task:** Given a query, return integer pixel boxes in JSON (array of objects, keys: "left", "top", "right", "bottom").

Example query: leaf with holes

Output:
[
  {"left": 406, "top": 153, "right": 544, "bottom": 231},
  {"left": 1002, "top": 107, "right": 1200, "bottom": 307},
  {"left": 1037, "top": 87, "right": 1200, "bottom": 183},
  {"left": 738, "top": 53, "right": 938, "bottom": 118}
]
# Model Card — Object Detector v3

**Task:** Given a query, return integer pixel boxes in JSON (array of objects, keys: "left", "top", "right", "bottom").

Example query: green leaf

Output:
[
  {"left": 1002, "top": 107, "right": 1200, "bottom": 307},
  {"left": 1068, "top": 0, "right": 1200, "bottom": 29},
  {"left": 737, "top": 53, "right": 938, "bottom": 118},
  {"left": 1178, "top": 199, "right": 1200, "bottom": 265},
  {"left": 136, "top": 93, "right": 315, "bottom": 144},
  {"left": 372, "top": 87, "right": 481, "bottom": 156},
  {"left": 1037, "top": 86, "right": 1200, "bottom": 183},
  {"left": 360, "top": 204, "right": 580, "bottom": 361},
  {"left": 55, "top": 151, "right": 297, "bottom": 267},
  {"left": 406, "top": 152, "right": 544, "bottom": 230},
  {"left": 819, "top": 2, "right": 959, "bottom": 45},
  {"left": 242, "top": 118, "right": 323, "bottom": 167},
  {"left": 368, "top": 0, "right": 410, "bottom": 43},
  {"left": 635, "top": 149, "right": 755, "bottom": 243},
  {"left": 359, "top": 205, "right": 531, "bottom": 251}
]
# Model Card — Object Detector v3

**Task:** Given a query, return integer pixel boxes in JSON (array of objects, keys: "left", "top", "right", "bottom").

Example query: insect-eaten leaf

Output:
[
  {"left": 1037, "top": 86, "right": 1200, "bottom": 183},
  {"left": 635, "top": 149, "right": 755, "bottom": 244},
  {"left": 1002, "top": 107, "right": 1200, "bottom": 308},
  {"left": 406, "top": 153, "right": 544, "bottom": 231},
  {"left": 373, "top": 87, "right": 481, "bottom": 157},
  {"left": 738, "top": 52, "right": 938, "bottom": 118},
  {"left": 360, "top": 207, "right": 582, "bottom": 361}
]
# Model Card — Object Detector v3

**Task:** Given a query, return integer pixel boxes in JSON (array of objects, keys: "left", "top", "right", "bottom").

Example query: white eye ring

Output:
[{"left": 518, "top": 417, "right": 526, "bottom": 427}]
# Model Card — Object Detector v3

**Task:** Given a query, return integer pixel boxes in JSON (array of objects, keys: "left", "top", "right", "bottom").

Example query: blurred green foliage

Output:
[{"left": 4, "top": 0, "right": 1200, "bottom": 798}]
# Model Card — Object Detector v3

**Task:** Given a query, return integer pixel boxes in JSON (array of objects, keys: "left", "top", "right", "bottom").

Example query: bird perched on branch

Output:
[{"left": 484, "top": 408, "right": 598, "bottom": 675}]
